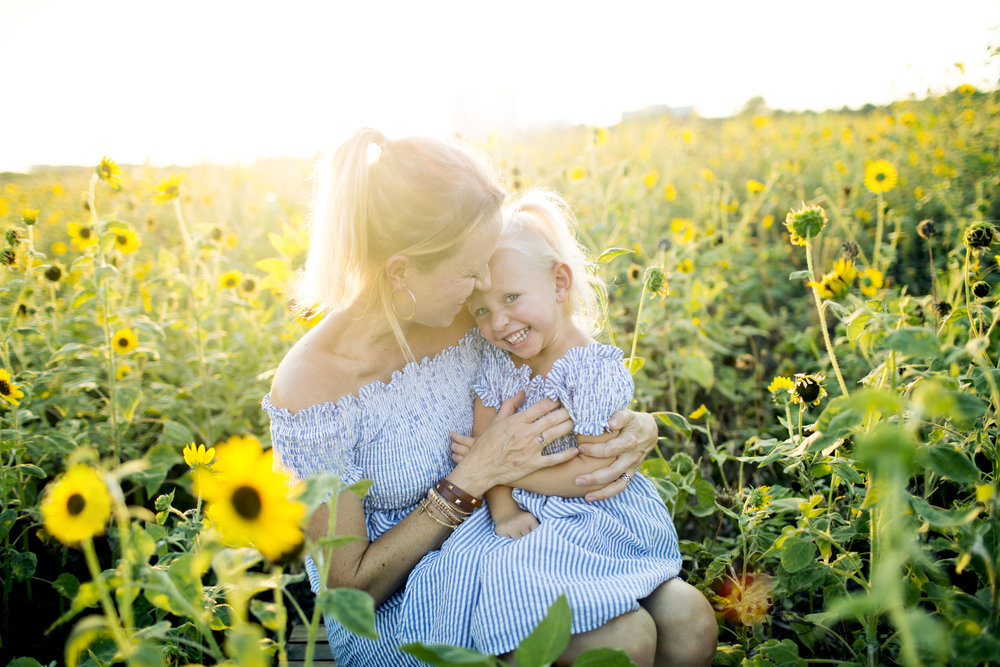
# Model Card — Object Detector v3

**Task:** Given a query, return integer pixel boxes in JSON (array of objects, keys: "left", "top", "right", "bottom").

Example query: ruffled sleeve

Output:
[
  {"left": 262, "top": 394, "right": 365, "bottom": 487},
  {"left": 543, "top": 345, "right": 634, "bottom": 436},
  {"left": 473, "top": 339, "right": 529, "bottom": 410}
]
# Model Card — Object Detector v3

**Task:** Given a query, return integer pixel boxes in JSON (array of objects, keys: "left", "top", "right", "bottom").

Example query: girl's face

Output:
[
  {"left": 467, "top": 248, "right": 571, "bottom": 363},
  {"left": 406, "top": 217, "right": 499, "bottom": 328}
]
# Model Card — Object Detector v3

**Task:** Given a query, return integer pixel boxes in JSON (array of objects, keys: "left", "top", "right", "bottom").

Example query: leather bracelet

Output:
[
  {"left": 435, "top": 479, "right": 483, "bottom": 513},
  {"left": 427, "top": 487, "right": 469, "bottom": 524}
]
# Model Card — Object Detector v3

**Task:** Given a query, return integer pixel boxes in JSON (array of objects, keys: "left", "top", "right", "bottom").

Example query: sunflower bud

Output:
[
  {"left": 21, "top": 209, "right": 38, "bottom": 226},
  {"left": 1, "top": 248, "right": 16, "bottom": 266},
  {"left": 645, "top": 266, "right": 669, "bottom": 297},
  {"left": 916, "top": 219, "right": 936, "bottom": 240},
  {"left": 964, "top": 222, "right": 995, "bottom": 251},
  {"left": 933, "top": 300, "right": 952, "bottom": 318},
  {"left": 784, "top": 204, "right": 828, "bottom": 246},
  {"left": 44, "top": 265, "right": 62, "bottom": 282},
  {"left": 6, "top": 228, "right": 21, "bottom": 246},
  {"left": 841, "top": 240, "right": 860, "bottom": 261},
  {"left": 972, "top": 281, "right": 991, "bottom": 298},
  {"left": 670, "top": 451, "right": 695, "bottom": 476}
]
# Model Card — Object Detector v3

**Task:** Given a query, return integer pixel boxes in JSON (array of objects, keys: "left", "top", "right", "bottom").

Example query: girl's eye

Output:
[{"left": 504, "top": 294, "right": 519, "bottom": 304}]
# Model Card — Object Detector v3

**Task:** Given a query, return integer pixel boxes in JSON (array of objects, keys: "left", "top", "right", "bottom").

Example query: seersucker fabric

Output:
[
  {"left": 395, "top": 339, "right": 682, "bottom": 655},
  {"left": 264, "top": 329, "right": 485, "bottom": 666}
]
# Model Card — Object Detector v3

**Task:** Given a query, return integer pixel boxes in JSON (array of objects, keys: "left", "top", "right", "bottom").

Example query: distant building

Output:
[{"left": 621, "top": 104, "right": 695, "bottom": 121}]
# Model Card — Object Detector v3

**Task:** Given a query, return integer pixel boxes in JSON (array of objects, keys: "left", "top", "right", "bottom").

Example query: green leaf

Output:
[
  {"left": 11, "top": 549, "right": 37, "bottom": 581},
  {"left": 158, "top": 419, "right": 194, "bottom": 447},
  {"left": 788, "top": 269, "right": 811, "bottom": 280},
  {"left": 513, "top": 594, "right": 572, "bottom": 667},
  {"left": 913, "top": 379, "right": 987, "bottom": 428},
  {"left": 909, "top": 495, "right": 980, "bottom": 528},
  {"left": 127, "top": 641, "right": 167, "bottom": 667},
  {"left": 920, "top": 445, "right": 980, "bottom": 484},
  {"left": 652, "top": 412, "right": 692, "bottom": 439},
  {"left": 53, "top": 572, "right": 81, "bottom": 600},
  {"left": 6, "top": 658, "right": 45, "bottom": 667},
  {"left": 596, "top": 247, "right": 633, "bottom": 263},
  {"left": 753, "top": 638, "right": 803, "bottom": 666},
  {"left": 829, "top": 460, "right": 864, "bottom": 485},
  {"left": 399, "top": 643, "right": 497, "bottom": 667},
  {"left": 65, "top": 615, "right": 112, "bottom": 667},
  {"left": 0, "top": 508, "right": 17, "bottom": 540},
  {"left": 15, "top": 463, "right": 47, "bottom": 478},
  {"left": 640, "top": 459, "right": 669, "bottom": 478},
  {"left": 971, "top": 367, "right": 1000, "bottom": 396},
  {"left": 572, "top": 647, "right": 635, "bottom": 666},
  {"left": 780, "top": 536, "right": 817, "bottom": 573},
  {"left": 884, "top": 327, "right": 939, "bottom": 359},
  {"left": 318, "top": 588, "right": 378, "bottom": 640},
  {"left": 348, "top": 478, "right": 375, "bottom": 498},
  {"left": 677, "top": 351, "right": 714, "bottom": 389},
  {"left": 225, "top": 623, "right": 269, "bottom": 667},
  {"left": 845, "top": 312, "right": 872, "bottom": 341},
  {"left": 623, "top": 356, "right": 645, "bottom": 374}
]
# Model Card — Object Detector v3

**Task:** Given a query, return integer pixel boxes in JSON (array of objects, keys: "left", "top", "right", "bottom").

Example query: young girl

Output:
[{"left": 398, "top": 189, "right": 702, "bottom": 666}]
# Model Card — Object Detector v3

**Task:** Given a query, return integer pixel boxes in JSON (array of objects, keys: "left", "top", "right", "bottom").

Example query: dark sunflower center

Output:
[
  {"left": 80, "top": 228, "right": 92, "bottom": 239},
  {"left": 116, "top": 337, "right": 129, "bottom": 348},
  {"left": 116, "top": 234, "right": 127, "bottom": 245},
  {"left": 67, "top": 493, "right": 86, "bottom": 516},
  {"left": 232, "top": 486, "right": 262, "bottom": 520},
  {"left": 876, "top": 173, "right": 886, "bottom": 182},
  {"left": 241, "top": 279, "right": 256, "bottom": 292},
  {"left": 796, "top": 380, "right": 820, "bottom": 402},
  {"left": 0, "top": 380, "right": 10, "bottom": 395}
]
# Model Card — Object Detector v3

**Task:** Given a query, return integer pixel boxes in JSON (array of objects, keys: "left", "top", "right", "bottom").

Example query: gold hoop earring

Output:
[{"left": 392, "top": 288, "right": 417, "bottom": 321}]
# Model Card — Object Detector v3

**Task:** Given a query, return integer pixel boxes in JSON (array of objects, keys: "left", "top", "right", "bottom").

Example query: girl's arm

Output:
[{"left": 475, "top": 399, "right": 540, "bottom": 538}]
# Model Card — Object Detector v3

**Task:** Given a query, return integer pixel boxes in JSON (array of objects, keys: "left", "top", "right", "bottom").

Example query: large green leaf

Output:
[
  {"left": 399, "top": 643, "right": 497, "bottom": 667},
  {"left": 318, "top": 588, "right": 378, "bottom": 640},
  {"left": 513, "top": 594, "right": 572, "bottom": 667},
  {"left": 919, "top": 445, "right": 980, "bottom": 484},
  {"left": 884, "top": 327, "right": 940, "bottom": 359},
  {"left": 780, "top": 536, "right": 817, "bottom": 573}
]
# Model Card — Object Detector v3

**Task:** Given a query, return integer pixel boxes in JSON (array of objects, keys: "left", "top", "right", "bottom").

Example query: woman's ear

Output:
[
  {"left": 384, "top": 254, "right": 412, "bottom": 291},
  {"left": 553, "top": 263, "right": 573, "bottom": 302}
]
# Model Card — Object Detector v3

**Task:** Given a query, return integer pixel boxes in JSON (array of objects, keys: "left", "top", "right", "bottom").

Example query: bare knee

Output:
[
  {"left": 642, "top": 578, "right": 718, "bottom": 667},
  {"left": 558, "top": 608, "right": 657, "bottom": 667}
]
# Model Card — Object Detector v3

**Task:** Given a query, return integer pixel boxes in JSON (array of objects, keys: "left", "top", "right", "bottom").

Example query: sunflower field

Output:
[{"left": 1, "top": 82, "right": 999, "bottom": 667}]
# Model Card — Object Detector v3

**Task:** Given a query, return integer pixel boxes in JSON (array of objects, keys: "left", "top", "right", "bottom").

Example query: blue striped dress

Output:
[
  {"left": 263, "top": 329, "right": 485, "bottom": 667},
  {"left": 396, "top": 341, "right": 682, "bottom": 656}
]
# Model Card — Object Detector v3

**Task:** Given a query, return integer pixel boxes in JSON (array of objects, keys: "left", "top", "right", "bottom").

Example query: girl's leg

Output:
[{"left": 640, "top": 578, "right": 718, "bottom": 667}]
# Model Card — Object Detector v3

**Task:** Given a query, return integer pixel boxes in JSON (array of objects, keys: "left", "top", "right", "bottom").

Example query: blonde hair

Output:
[
  {"left": 497, "top": 189, "right": 605, "bottom": 333},
  {"left": 298, "top": 127, "right": 504, "bottom": 359}
]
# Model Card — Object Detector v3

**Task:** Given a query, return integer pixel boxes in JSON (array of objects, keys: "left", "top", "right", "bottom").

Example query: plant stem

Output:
[
  {"left": 806, "top": 241, "right": 850, "bottom": 396},
  {"left": 873, "top": 192, "right": 885, "bottom": 270},
  {"left": 82, "top": 537, "right": 132, "bottom": 657}
]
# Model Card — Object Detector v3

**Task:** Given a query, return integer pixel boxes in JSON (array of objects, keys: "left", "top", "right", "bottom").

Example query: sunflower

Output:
[
  {"left": 663, "top": 183, "right": 676, "bottom": 201},
  {"left": 712, "top": 573, "right": 774, "bottom": 627},
  {"left": 218, "top": 270, "right": 242, "bottom": 289},
  {"left": 40, "top": 465, "right": 112, "bottom": 545},
  {"left": 791, "top": 373, "right": 827, "bottom": 406},
  {"left": 21, "top": 209, "right": 38, "bottom": 225},
  {"left": 96, "top": 157, "right": 121, "bottom": 190},
  {"left": 107, "top": 225, "right": 141, "bottom": 254},
  {"left": 767, "top": 376, "right": 793, "bottom": 395},
  {"left": 183, "top": 442, "right": 216, "bottom": 468},
  {"left": 153, "top": 175, "right": 183, "bottom": 204},
  {"left": 677, "top": 258, "right": 694, "bottom": 274},
  {"left": 0, "top": 368, "right": 25, "bottom": 407},
  {"left": 808, "top": 258, "right": 857, "bottom": 300},
  {"left": 642, "top": 170, "right": 660, "bottom": 190},
  {"left": 688, "top": 404, "right": 708, "bottom": 420},
  {"left": 745, "top": 485, "right": 772, "bottom": 513},
  {"left": 68, "top": 222, "right": 98, "bottom": 251},
  {"left": 293, "top": 304, "right": 324, "bottom": 328},
  {"left": 239, "top": 276, "right": 258, "bottom": 296},
  {"left": 112, "top": 328, "right": 138, "bottom": 354},
  {"left": 626, "top": 263, "right": 643, "bottom": 285},
  {"left": 568, "top": 166, "right": 586, "bottom": 181},
  {"left": 859, "top": 267, "right": 884, "bottom": 297},
  {"left": 746, "top": 179, "right": 765, "bottom": 194},
  {"left": 192, "top": 437, "right": 305, "bottom": 560},
  {"left": 51, "top": 241, "right": 67, "bottom": 255},
  {"left": 864, "top": 160, "right": 898, "bottom": 194},
  {"left": 216, "top": 433, "right": 261, "bottom": 449},
  {"left": 784, "top": 204, "right": 827, "bottom": 246}
]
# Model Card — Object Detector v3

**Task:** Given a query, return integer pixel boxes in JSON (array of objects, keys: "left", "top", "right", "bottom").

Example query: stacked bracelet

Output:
[
  {"left": 434, "top": 479, "right": 483, "bottom": 514},
  {"left": 418, "top": 496, "right": 461, "bottom": 529}
]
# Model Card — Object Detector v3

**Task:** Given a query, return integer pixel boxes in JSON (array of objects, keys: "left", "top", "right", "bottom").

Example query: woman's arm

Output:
[
  {"left": 308, "top": 393, "right": 577, "bottom": 604},
  {"left": 573, "top": 409, "right": 657, "bottom": 501}
]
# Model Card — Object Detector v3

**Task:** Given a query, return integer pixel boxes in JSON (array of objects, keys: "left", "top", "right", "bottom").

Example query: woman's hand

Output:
[
  {"left": 573, "top": 409, "right": 657, "bottom": 501},
  {"left": 447, "top": 392, "right": 576, "bottom": 496}
]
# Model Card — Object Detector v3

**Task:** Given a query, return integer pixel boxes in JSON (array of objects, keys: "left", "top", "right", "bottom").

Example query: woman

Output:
[{"left": 265, "top": 128, "right": 717, "bottom": 666}]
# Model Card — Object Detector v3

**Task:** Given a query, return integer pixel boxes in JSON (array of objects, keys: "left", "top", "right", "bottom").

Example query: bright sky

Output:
[{"left": 1, "top": 0, "right": 997, "bottom": 172}]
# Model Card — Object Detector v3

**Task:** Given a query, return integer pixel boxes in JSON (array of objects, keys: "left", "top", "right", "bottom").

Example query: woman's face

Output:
[{"left": 406, "top": 216, "right": 500, "bottom": 328}]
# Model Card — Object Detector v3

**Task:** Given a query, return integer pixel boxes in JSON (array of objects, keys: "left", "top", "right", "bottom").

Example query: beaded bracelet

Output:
[{"left": 435, "top": 479, "right": 483, "bottom": 514}]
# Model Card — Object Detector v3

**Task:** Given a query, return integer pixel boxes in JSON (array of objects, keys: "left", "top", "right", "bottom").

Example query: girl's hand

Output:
[
  {"left": 492, "top": 508, "right": 539, "bottom": 539},
  {"left": 447, "top": 392, "right": 576, "bottom": 496},
  {"left": 573, "top": 409, "right": 656, "bottom": 501}
]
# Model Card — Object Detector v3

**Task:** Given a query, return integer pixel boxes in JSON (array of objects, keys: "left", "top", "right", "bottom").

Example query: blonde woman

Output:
[{"left": 266, "top": 129, "right": 667, "bottom": 666}]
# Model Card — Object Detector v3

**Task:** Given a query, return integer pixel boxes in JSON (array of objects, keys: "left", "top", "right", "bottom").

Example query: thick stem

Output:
[{"left": 806, "top": 242, "right": 850, "bottom": 396}]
